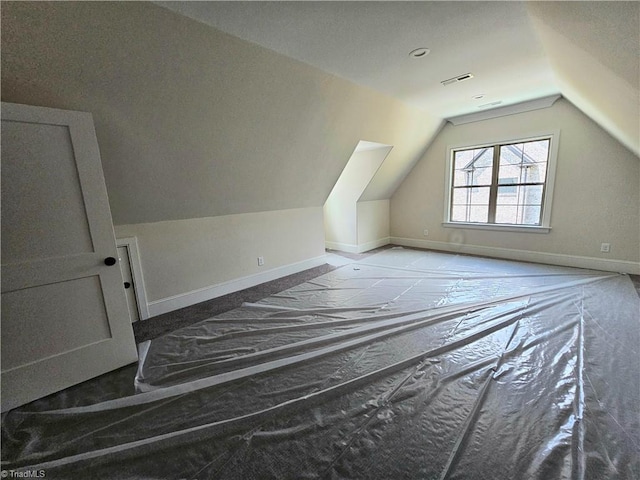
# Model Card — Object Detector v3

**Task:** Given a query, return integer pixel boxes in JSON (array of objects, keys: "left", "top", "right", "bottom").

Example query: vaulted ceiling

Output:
[{"left": 157, "top": 1, "right": 639, "bottom": 156}]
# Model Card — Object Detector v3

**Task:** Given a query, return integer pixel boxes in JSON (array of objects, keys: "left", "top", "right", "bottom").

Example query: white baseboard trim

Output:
[
  {"left": 356, "top": 237, "right": 391, "bottom": 253},
  {"left": 325, "top": 241, "right": 359, "bottom": 254},
  {"left": 390, "top": 237, "right": 640, "bottom": 275},
  {"left": 147, "top": 255, "right": 328, "bottom": 317},
  {"left": 326, "top": 237, "right": 391, "bottom": 254}
]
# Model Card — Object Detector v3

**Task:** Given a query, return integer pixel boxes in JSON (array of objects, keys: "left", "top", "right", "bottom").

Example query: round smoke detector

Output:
[{"left": 409, "top": 48, "right": 431, "bottom": 58}]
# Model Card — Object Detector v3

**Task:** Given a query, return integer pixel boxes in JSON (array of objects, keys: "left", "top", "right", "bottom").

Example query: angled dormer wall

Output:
[
  {"left": 1, "top": 2, "right": 437, "bottom": 315},
  {"left": 526, "top": 2, "right": 639, "bottom": 156},
  {"left": 324, "top": 142, "right": 393, "bottom": 253}
]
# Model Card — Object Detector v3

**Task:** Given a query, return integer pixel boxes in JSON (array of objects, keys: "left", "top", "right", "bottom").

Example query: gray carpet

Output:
[
  {"left": 134, "top": 245, "right": 639, "bottom": 343},
  {"left": 132, "top": 264, "right": 335, "bottom": 343},
  {"left": 133, "top": 246, "right": 392, "bottom": 342}
]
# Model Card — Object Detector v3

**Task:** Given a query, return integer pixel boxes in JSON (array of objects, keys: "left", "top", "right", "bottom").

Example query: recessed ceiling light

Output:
[
  {"left": 409, "top": 48, "right": 430, "bottom": 58},
  {"left": 472, "top": 94, "right": 485, "bottom": 100}
]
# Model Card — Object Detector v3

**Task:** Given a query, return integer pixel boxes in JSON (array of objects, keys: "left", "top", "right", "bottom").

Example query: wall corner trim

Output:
[
  {"left": 325, "top": 241, "right": 360, "bottom": 254},
  {"left": 357, "top": 237, "right": 391, "bottom": 253},
  {"left": 147, "top": 255, "right": 327, "bottom": 317},
  {"left": 326, "top": 237, "right": 390, "bottom": 254},
  {"left": 390, "top": 237, "right": 640, "bottom": 275}
]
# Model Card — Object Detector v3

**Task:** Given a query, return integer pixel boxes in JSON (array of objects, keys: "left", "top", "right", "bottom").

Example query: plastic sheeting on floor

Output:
[{"left": 2, "top": 248, "right": 639, "bottom": 479}]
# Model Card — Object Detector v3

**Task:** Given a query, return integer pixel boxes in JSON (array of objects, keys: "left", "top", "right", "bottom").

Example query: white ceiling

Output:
[
  {"left": 157, "top": 1, "right": 559, "bottom": 119},
  {"left": 156, "top": 1, "right": 639, "bottom": 154}
]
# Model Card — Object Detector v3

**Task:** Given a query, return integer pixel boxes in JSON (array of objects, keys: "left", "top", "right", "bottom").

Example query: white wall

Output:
[
  {"left": 391, "top": 99, "right": 640, "bottom": 274},
  {"left": 357, "top": 200, "right": 390, "bottom": 251},
  {"left": 1, "top": 2, "right": 438, "bottom": 225},
  {"left": 115, "top": 208, "right": 325, "bottom": 316},
  {"left": 1, "top": 2, "right": 438, "bottom": 315},
  {"left": 324, "top": 145, "right": 392, "bottom": 252},
  {"left": 527, "top": 2, "right": 639, "bottom": 156}
]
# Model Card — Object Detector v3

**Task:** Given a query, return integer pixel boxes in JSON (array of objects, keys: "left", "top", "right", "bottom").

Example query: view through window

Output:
[{"left": 449, "top": 138, "right": 551, "bottom": 226}]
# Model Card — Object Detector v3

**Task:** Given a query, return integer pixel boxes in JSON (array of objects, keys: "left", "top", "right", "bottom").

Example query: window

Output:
[{"left": 444, "top": 134, "right": 558, "bottom": 232}]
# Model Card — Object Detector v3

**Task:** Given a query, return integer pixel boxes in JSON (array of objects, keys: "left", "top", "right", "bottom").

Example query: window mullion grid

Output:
[
  {"left": 516, "top": 149, "right": 526, "bottom": 223},
  {"left": 448, "top": 136, "right": 553, "bottom": 228},
  {"left": 515, "top": 180, "right": 545, "bottom": 225},
  {"left": 487, "top": 146, "right": 500, "bottom": 223}
]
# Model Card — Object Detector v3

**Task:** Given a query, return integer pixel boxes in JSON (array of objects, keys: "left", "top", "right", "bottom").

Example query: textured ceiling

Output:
[
  {"left": 157, "top": 1, "right": 639, "bottom": 155},
  {"left": 157, "top": 1, "right": 558, "bottom": 119}
]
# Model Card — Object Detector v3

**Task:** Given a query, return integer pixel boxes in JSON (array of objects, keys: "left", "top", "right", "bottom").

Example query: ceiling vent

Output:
[{"left": 441, "top": 73, "right": 474, "bottom": 86}]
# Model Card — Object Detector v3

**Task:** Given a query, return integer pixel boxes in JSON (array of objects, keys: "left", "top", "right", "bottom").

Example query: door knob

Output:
[
  {"left": 124, "top": 282, "right": 131, "bottom": 289},
  {"left": 104, "top": 257, "right": 117, "bottom": 266}
]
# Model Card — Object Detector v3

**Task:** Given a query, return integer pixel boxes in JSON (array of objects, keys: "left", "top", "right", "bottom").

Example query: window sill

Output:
[{"left": 442, "top": 222, "right": 551, "bottom": 234}]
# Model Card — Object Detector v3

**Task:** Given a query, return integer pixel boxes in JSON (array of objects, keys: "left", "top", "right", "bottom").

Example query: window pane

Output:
[
  {"left": 495, "top": 204, "right": 542, "bottom": 225},
  {"left": 499, "top": 143, "right": 524, "bottom": 168},
  {"left": 499, "top": 139, "right": 549, "bottom": 184},
  {"left": 453, "top": 169, "right": 467, "bottom": 186},
  {"left": 496, "top": 186, "right": 519, "bottom": 205},
  {"left": 523, "top": 140, "right": 550, "bottom": 163},
  {"left": 522, "top": 205, "right": 541, "bottom": 225},
  {"left": 452, "top": 205, "right": 489, "bottom": 223},
  {"left": 525, "top": 162, "right": 548, "bottom": 183},
  {"left": 453, "top": 149, "right": 473, "bottom": 170},
  {"left": 471, "top": 148, "right": 494, "bottom": 168},
  {"left": 451, "top": 205, "right": 468, "bottom": 222},
  {"left": 498, "top": 177, "right": 518, "bottom": 194},
  {"left": 473, "top": 166, "right": 493, "bottom": 186},
  {"left": 452, "top": 188, "right": 468, "bottom": 205},
  {"left": 453, "top": 147, "right": 494, "bottom": 186},
  {"left": 497, "top": 184, "right": 543, "bottom": 206},
  {"left": 451, "top": 187, "right": 489, "bottom": 223},
  {"left": 497, "top": 164, "right": 523, "bottom": 184},
  {"left": 452, "top": 187, "right": 490, "bottom": 206},
  {"left": 495, "top": 205, "right": 517, "bottom": 224},
  {"left": 496, "top": 184, "right": 544, "bottom": 225},
  {"left": 468, "top": 205, "right": 489, "bottom": 223},
  {"left": 453, "top": 166, "right": 493, "bottom": 187},
  {"left": 470, "top": 186, "right": 490, "bottom": 204},
  {"left": 521, "top": 184, "right": 543, "bottom": 205}
]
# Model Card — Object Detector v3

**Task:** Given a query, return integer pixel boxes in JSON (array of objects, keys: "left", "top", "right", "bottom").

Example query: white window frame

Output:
[{"left": 443, "top": 130, "right": 560, "bottom": 233}]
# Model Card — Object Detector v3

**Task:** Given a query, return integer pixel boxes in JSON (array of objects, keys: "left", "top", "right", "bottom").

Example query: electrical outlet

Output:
[
  {"left": 600, "top": 243, "right": 611, "bottom": 253},
  {"left": 257, "top": 256, "right": 264, "bottom": 266},
  {"left": 423, "top": 229, "right": 429, "bottom": 237}
]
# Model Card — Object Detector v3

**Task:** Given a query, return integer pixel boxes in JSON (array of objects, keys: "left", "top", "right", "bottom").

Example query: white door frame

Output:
[{"left": 116, "top": 237, "right": 150, "bottom": 320}]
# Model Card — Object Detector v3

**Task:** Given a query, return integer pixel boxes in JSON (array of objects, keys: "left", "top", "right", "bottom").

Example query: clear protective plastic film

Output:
[{"left": 2, "top": 248, "right": 638, "bottom": 479}]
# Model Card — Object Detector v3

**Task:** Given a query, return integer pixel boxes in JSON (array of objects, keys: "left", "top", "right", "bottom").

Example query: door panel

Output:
[
  {"left": 2, "top": 276, "right": 112, "bottom": 370},
  {"left": 1, "top": 121, "right": 94, "bottom": 261},
  {"left": 1, "top": 102, "right": 138, "bottom": 412}
]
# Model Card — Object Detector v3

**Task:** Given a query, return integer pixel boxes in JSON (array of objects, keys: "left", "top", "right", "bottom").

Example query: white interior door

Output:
[{"left": 1, "top": 102, "right": 138, "bottom": 412}]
